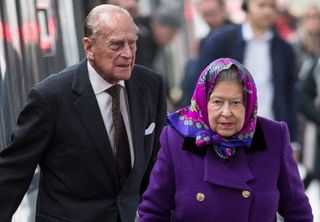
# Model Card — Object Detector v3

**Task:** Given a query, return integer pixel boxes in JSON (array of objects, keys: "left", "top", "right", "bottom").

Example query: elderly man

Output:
[{"left": 0, "top": 4, "right": 166, "bottom": 222}]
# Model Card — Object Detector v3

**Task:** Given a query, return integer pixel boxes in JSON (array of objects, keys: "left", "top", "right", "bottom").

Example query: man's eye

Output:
[
  {"left": 128, "top": 41, "right": 136, "bottom": 48},
  {"left": 110, "top": 42, "right": 124, "bottom": 50}
]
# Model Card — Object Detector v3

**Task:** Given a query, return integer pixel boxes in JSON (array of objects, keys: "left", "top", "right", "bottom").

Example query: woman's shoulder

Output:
[
  {"left": 257, "top": 116, "right": 286, "bottom": 129},
  {"left": 257, "top": 116, "right": 290, "bottom": 144}
]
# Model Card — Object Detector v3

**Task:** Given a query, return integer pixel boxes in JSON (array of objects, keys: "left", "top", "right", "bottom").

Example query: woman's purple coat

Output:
[{"left": 138, "top": 117, "right": 313, "bottom": 222}]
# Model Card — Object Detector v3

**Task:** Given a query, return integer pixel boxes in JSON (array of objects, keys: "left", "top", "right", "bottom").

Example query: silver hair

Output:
[
  {"left": 216, "top": 65, "right": 243, "bottom": 86},
  {"left": 84, "top": 4, "right": 137, "bottom": 39}
]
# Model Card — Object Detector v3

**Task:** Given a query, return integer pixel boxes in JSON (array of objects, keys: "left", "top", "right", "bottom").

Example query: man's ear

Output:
[{"left": 82, "top": 37, "right": 94, "bottom": 60}]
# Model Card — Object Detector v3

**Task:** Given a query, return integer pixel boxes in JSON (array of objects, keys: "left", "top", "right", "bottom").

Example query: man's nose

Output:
[{"left": 121, "top": 44, "right": 133, "bottom": 58}]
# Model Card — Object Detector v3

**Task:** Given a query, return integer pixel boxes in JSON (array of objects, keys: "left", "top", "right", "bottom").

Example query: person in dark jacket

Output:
[
  {"left": 298, "top": 56, "right": 320, "bottom": 190},
  {"left": 191, "top": 0, "right": 298, "bottom": 142},
  {"left": 0, "top": 5, "right": 167, "bottom": 221}
]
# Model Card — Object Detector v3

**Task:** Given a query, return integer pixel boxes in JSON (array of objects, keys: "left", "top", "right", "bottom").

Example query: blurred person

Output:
[
  {"left": 291, "top": 4, "right": 320, "bottom": 171},
  {"left": 179, "top": 0, "right": 230, "bottom": 108},
  {"left": 197, "top": 0, "right": 228, "bottom": 30},
  {"left": 150, "top": 7, "right": 182, "bottom": 49},
  {"left": 194, "top": 0, "right": 299, "bottom": 144},
  {"left": 138, "top": 58, "right": 313, "bottom": 221},
  {"left": 0, "top": 4, "right": 167, "bottom": 222},
  {"left": 292, "top": 4, "right": 320, "bottom": 79},
  {"left": 150, "top": 7, "right": 183, "bottom": 111},
  {"left": 298, "top": 56, "right": 320, "bottom": 191},
  {"left": 274, "top": 5, "right": 297, "bottom": 41},
  {"left": 106, "top": 0, "right": 139, "bottom": 16}
]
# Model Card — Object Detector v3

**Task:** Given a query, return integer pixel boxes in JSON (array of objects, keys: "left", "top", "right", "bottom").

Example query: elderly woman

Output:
[{"left": 138, "top": 58, "right": 313, "bottom": 221}]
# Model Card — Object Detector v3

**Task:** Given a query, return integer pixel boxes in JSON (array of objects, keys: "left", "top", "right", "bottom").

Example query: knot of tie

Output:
[{"left": 107, "top": 84, "right": 121, "bottom": 100}]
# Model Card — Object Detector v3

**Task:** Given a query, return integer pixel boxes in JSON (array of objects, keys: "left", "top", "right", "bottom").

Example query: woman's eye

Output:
[
  {"left": 212, "top": 100, "right": 222, "bottom": 106},
  {"left": 231, "top": 101, "right": 240, "bottom": 105},
  {"left": 231, "top": 100, "right": 242, "bottom": 108}
]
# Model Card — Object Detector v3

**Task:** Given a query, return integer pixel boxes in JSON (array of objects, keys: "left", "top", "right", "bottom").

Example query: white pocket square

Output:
[{"left": 145, "top": 122, "right": 155, "bottom": 135}]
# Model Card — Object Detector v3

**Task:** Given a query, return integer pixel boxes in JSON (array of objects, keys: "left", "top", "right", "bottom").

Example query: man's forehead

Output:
[
  {"left": 98, "top": 21, "right": 136, "bottom": 36},
  {"left": 105, "top": 31, "right": 138, "bottom": 41}
]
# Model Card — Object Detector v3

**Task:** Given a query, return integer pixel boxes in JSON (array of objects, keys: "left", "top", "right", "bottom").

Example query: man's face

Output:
[
  {"left": 84, "top": 14, "right": 137, "bottom": 84},
  {"left": 152, "top": 23, "right": 178, "bottom": 47},
  {"left": 247, "top": 0, "right": 277, "bottom": 30},
  {"left": 198, "top": 0, "right": 225, "bottom": 30}
]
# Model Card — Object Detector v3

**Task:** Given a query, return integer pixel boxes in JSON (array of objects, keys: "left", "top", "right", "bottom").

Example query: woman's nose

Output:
[{"left": 221, "top": 103, "right": 232, "bottom": 117}]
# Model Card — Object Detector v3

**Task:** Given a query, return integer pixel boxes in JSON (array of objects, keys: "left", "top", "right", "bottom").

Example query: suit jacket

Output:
[
  {"left": 195, "top": 24, "right": 298, "bottom": 140},
  {"left": 0, "top": 59, "right": 167, "bottom": 222},
  {"left": 138, "top": 117, "right": 313, "bottom": 222}
]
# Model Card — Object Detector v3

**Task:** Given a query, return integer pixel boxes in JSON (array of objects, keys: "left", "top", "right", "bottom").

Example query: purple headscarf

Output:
[{"left": 168, "top": 58, "right": 257, "bottom": 159}]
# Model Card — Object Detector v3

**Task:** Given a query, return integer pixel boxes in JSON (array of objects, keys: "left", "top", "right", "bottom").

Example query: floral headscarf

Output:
[{"left": 168, "top": 58, "right": 257, "bottom": 159}]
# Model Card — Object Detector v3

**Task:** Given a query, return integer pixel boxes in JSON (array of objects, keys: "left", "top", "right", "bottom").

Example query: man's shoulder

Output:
[
  {"left": 201, "top": 24, "right": 242, "bottom": 52},
  {"left": 32, "top": 60, "right": 85, "bottom": 98},
  {"left": 207, "top": 24, "right": 241, "bottom": 40},
  {"left": 272, "top": 31, "right": 295, "bottom": 51}
]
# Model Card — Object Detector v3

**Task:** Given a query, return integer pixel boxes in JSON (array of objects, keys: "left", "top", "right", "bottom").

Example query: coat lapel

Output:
[
  {"left": 204, "top": 119, "right": 267, "bottom": 190},
  {"left": 71, "top": 59, "right": 117, "bottom": 180},
  {"left": 204, "top": 148, "right": 255, "bottom": 190},
  {"left": 125, "top": 71, "right": 147, "bottom": 176},
  {"left": 183, "top": 119, "right": 269, "bottom": 190}
]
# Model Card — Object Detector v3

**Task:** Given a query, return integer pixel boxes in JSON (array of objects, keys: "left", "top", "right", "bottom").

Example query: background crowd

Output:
[{"left": 8, "top": 0, "right": 320, "bottom": 221}]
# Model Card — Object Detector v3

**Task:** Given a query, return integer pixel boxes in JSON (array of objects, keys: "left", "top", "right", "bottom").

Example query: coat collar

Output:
[
  {"left": 182, "top": 118, "right": 267, "bottom": 190},
  {"left": 125, "top": 66, "right": 146, "bottom": 165},
  {"left": 71, "top": 59, "right": 119, "bottom": 183},
  {"left": 182, "top": 118, "right": 267, "bottom": 155}
]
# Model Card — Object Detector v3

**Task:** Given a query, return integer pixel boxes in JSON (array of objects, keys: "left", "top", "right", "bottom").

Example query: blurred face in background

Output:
[
  {"left": 302, "top": 5, "right": 320, "bottom": 35},
  {"left": 197, "top": 0, "right": 226, "bottom": 30},
  {"left": 106, "top": 0, "right": 139, "bottom": 16},
  {"left": 152, "top": 23, "right": 178, "bottom": 47},
  {"left": 247, "top": 0, "right": 277, "bottom": 31}
]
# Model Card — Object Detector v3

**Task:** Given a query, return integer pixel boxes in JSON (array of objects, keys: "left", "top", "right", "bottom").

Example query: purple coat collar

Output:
[{"left": 182, "top": 119, "right": 267, "bottom": 155}]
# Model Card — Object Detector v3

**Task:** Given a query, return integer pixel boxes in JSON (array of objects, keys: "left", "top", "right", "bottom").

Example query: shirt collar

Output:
[
  {"left": 242, "top": 21, "right": 273, "bottom": 42},
  {"left": 87, "top": 61, "right": 125, "bottom": 95}
]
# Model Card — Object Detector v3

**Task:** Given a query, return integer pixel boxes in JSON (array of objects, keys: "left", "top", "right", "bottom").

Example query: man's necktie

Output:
[{"left": 107, "top": 85, "right": 131, "bottom": 187}]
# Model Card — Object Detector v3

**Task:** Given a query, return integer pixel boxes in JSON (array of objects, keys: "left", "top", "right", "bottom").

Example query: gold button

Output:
[
  {"left": 242, "top": 190, "right": 251, "bottom": 198},
  {"left": 196, "top": 193, "right": 205, "bottom": 202}
]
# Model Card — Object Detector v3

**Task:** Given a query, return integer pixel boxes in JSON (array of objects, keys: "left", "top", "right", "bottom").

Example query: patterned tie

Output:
[{"left": 107, "top": 85, "right": 131, "bottom": 187}]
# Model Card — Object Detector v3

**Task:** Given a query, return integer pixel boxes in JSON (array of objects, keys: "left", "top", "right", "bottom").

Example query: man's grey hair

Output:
[{"left": 84, "top": 4, "right": 137, "bottom": 39}]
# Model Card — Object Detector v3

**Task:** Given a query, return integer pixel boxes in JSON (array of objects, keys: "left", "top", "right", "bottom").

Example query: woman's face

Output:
[{"left": 207, "top": 81, "right": 245, "bottom": 137}]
